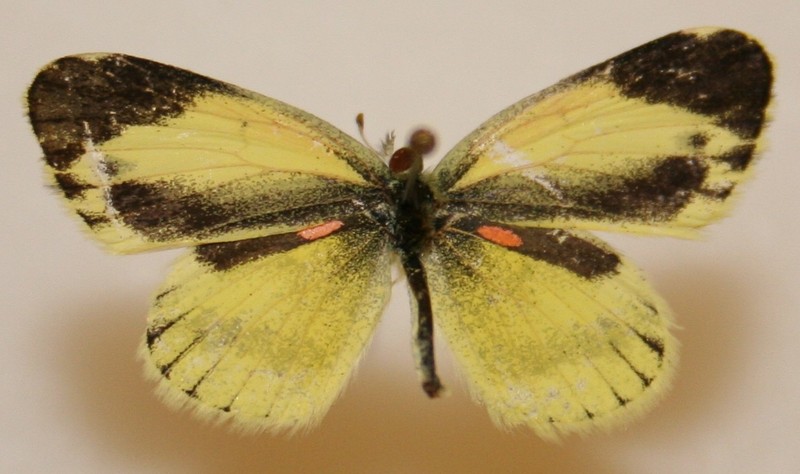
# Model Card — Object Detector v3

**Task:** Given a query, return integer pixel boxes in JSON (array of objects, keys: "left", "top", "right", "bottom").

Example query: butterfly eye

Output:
[
  {"left": 388, "top": 147, "right": 420, "bottom": 173},
  {"left": 389, "top": 128, "right": 436, "bottom": 173}
]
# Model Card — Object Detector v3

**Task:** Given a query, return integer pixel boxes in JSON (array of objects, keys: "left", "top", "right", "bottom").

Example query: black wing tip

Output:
[
  {"left": 609, "top": 28, "right": 772, "bottom": 139},
  {"left": 567, "top": 27, "right": 772, "bottom": 141},
  {"left": 28, "top": 53, "right": 238, "bottom": 171}
]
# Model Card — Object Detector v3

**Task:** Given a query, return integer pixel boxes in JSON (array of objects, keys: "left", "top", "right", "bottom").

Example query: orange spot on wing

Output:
[
  {"left": 297, "top": 220, "right": 344, "bottom": 241},
  {"left": 477, "top": 225, "right": 523, "bottom": 247}
]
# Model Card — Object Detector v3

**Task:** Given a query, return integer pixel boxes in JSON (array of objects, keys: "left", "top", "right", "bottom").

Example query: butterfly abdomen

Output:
[{"left": 387, "top": 145, "right": 446, "bottom": 397}]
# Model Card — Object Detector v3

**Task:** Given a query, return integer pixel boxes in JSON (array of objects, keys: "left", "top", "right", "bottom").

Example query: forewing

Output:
[
  {"left": 142, "top": 216, "right": 391, "bottom": 432},
  {"left": 427, "top": 28, "right": 772, "bottom": 237},
  {"left": 422, "top": 220, "right": 677, "bottom": 439},
  {"left": 28, "top": 54, "right": 389, "bottom": 253}
]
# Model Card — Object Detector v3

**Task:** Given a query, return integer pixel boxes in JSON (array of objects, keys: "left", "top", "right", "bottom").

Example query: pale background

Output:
[{"left": 2, "top": 1, "right": 798, "bottom": 473}]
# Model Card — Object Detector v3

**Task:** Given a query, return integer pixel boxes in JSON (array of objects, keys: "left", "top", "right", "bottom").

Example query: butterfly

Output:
[{"left": 27, "top": 27, "right": 772, "bottom": 439}]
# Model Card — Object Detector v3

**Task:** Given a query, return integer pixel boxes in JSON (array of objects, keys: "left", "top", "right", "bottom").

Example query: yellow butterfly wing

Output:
[
  {"left": 428, "top": 28, "right": 772, "bottom": 238},
  {"left": 421, "top": 222, "right": 676, "bottom": 439},
  {"left": 420, "top": 28, "right": 772, "bottom": 437},
  {"left": 28, "top": 54, "right": 389, "bottom": 253},
  {"left": 28, "top": 55, "right": 393, "bottom": 431},
  {"left": 145, "top": 216, "right": 390, "bottom": 432}
]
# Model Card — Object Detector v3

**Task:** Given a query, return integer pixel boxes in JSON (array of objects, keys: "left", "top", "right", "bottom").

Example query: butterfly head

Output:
[{"left": 355, "top": 112, "right": 436, "bottom": 176}]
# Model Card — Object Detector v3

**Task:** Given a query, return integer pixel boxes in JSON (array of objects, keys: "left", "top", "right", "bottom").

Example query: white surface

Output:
[{"left": 3, "top": 2, "right": 799, "bottom": 472}]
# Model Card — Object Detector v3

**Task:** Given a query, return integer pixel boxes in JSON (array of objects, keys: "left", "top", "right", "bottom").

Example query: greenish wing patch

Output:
[
  {"left": 97, "top": 174, "right": 384, "bottom": 245},
  {"left": 441, "top": 155, "right": 711, "bottom": 224}
]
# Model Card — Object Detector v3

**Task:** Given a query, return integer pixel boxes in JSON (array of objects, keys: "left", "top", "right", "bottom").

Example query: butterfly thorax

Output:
[
  {"left": 390, "top": 170, "right": 435, "bottom": 255},
  {"left": 386, "top": 128, "right": 439, "bottom": 258}
]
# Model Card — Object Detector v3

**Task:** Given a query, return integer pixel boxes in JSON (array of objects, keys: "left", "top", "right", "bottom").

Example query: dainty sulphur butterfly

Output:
[{"left": 27, "top": 27, "right": 772, "bottom": 439}]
